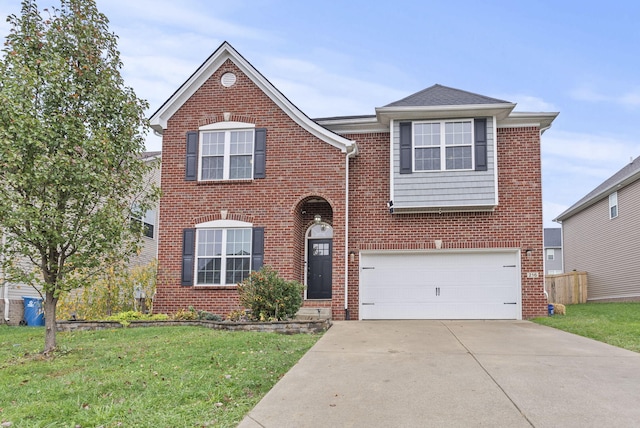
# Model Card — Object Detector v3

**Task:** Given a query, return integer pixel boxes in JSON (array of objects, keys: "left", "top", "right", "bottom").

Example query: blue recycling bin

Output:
[{"left": 22, "top": 296, "right": 45, "bottom": 326}]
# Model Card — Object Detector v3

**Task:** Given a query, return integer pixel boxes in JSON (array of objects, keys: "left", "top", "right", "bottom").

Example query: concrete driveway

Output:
[{"left": 238, "top": 320, "right": 640, "bottom": 428}]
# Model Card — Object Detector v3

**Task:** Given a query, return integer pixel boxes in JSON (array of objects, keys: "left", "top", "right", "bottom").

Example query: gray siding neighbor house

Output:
[
  {"left": 1, "top": 152, "right": 161, "bottom": 325},
  {"left": 543, "top": 228, "right": 563, "bottom": 275},
  {"left": 555, "top": 155, "right": 640, "bottom": 301}
]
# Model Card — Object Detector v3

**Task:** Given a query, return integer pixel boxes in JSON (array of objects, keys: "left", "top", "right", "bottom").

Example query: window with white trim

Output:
[
  {"left": 199, "top": 125, "right": 254, "bottom": 180},
  {"left": 609, "top": 192, "right": 618, "bottom": 219},
  {"left": 546, "top": 249, "right": 554, "bottom": 260},
  {"left": 196, "top": 228, "right": 252, "bottom": 285},
  {"left": 414, "top": 120, "right": 473, "bottom": 171}
]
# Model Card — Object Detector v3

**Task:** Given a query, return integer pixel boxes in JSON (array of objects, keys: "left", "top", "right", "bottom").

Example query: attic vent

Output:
[{"left": 221, "top": 72, "right": 237, "bottom": 87}]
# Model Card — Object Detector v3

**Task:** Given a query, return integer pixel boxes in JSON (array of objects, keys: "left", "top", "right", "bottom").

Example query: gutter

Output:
[{"left": 344, "top": 142, "right": 358, "bottom": 320}]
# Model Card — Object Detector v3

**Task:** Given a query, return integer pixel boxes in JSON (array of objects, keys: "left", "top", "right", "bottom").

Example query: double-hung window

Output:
[
  {"left": 414, "top": 120, "right": 473, "bottom": 171},
  {"left": 196, "top": 227, "right": 252, "bottom": 285},
  {"left": 200, "top": 128, "right": 254, "bottom": 180},
  {"left": 609, "top": 192, "right": 618, "bottom": 219}
]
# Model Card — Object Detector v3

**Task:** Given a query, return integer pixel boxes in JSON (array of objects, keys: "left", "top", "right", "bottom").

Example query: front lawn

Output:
[
  {"left": 532, "top": 302, "right": 640, "bottom": 353},
  {"left": 0, "top": 325, "right": 321, "bottom": 427}
]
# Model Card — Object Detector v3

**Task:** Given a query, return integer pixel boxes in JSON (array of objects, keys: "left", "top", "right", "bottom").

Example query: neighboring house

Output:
[
  {"left": 1, "top": 151, "right": 161, "bottom": 325},
  {"left": 149, "top": 42, "right": 558, "bottom": 321},
  {"left": 555, "top": 155, "right": 640, "bottom": 301},
  {"left": 543, "top": 228, "right": 563, "bottom": 275},
  {"left": 131, "top": 151, "right": 161, "bottom": 268}
]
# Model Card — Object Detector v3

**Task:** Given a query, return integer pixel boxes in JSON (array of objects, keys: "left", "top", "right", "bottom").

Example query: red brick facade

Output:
[{"left": 152, "top": 45, "right": 549, "bottom": 320}]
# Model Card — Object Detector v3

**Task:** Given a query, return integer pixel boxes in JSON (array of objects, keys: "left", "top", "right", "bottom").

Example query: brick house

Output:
[{"left": 150, "top": 42, "right": 558, "bottom": 320}]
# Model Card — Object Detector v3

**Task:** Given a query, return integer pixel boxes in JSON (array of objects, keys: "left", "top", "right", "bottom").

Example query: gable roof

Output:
[
  {"left": 375, "top": 84, "right": 516, "bottom": 125},
  {"left": 385, "top": 84, "right": 511, "bottom": 107},
  {"left": 555, "top": 155, "right": 640, "bottom": 222},
  {"left": 149, "top": 42, "right": 356, "bottom": 154}
]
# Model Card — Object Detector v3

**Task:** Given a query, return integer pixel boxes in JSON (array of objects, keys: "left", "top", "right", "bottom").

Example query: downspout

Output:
[
  {"left": 1, "top": 231, "right": 9, "bottom": 323},
  {"left": 344, "top": 142, "right": 358, "bottom": 320}
]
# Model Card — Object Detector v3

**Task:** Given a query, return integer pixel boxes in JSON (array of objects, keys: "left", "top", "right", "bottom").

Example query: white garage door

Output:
[{"left": 359, "top": 250, "right": 521, "bottom": 320}]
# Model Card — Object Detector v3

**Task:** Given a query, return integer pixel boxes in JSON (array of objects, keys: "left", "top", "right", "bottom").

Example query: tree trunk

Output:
[{"left": 44, "top": 290, "right": 58, "bottom": 354}]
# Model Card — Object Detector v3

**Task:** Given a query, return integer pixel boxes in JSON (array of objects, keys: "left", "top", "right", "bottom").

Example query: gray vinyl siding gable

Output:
[
  {"left": 563, "top": 178, "right": 640, "bottom": 300},
  {"left": 392, "top": 117, "right": 497, "bottom": 208},
  {"left": 544, "top": 248, "right": 563, "bottom": 274}
]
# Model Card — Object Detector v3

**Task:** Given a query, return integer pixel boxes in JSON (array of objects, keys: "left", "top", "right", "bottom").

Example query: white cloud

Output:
[
  {"left": 505, "top": 94, "right": 558, "bottom": 112},
  {"left": 542, "top": 200, "right": 569, "bottom": 227},
  {"left": 542, "top": 130, "right": 640, "bottom": 165},
  {"left": 570, "top": 84, "right": 640, "bottom": 107}
]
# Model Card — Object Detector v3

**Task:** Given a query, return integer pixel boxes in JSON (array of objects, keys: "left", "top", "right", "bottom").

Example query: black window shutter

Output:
[
  {"left": 251, "top": 227, "right": 264, "bottom": 271},
  {"left": 181, "top": 228, "right": 195, "bottom": 286},
  {"left": 254, "top": 128, "right": 266, "bottom": 179},
  {"left": 399, "top": 122, "right": 412, "bottom": 174},
  {"left": 185, "top": 131, "right": 198, "bottom": 181},
  {"left": 474, "top": 119, "right": 488, "bottom": 171}
]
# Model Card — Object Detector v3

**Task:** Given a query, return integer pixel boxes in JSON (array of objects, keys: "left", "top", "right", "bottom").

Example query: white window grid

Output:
[
  {"left": 199, "top": 129, "right": 254, "bottom": 180},
  {"left": 195, "top": 228, "right": 252, "bottom": 285},
  {"left": 413, "top": 120, "right": 474, "bottom": 172}
]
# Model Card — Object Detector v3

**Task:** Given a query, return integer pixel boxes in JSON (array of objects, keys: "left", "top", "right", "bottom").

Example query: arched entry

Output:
[{"left": 306, "top": 222, "right": 333, "bottom": 299}]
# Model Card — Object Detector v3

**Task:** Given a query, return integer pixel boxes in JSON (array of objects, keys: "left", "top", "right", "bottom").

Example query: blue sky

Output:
[{"left": 2, "top": 1, "right": 640, "bottom": 228}]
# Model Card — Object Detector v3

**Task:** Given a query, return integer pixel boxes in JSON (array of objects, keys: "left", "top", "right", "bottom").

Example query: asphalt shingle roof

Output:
[
  {"left": 384, "top": 84, "right": 511, "bottom": 107},
  {"left": 544, "top": 228, "right": 562, "bottom": 247}
]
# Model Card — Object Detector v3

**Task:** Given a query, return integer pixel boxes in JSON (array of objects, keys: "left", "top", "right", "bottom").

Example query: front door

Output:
[{"left": 307, "top": 239, "right": 332, "bottom": 299}]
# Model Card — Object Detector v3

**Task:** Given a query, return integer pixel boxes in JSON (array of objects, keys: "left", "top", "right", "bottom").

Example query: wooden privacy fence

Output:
[{"left": 545, "top": 272, "right": 588, "bottom": 304}]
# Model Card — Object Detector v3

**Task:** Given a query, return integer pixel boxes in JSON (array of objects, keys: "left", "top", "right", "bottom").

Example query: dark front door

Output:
[{"left": 307, "top": 239, "right": 332, "bottom": 299}]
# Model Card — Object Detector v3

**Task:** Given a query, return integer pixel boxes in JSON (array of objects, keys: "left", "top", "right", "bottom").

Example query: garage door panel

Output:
[{"left": 359, "top": 251, "right": 520, "bottom": 320}]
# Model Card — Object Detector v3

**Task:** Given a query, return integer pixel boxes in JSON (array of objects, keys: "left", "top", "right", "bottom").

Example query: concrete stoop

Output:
[{"left": 294, "top": 307, "right": 332, "bottom": 321}]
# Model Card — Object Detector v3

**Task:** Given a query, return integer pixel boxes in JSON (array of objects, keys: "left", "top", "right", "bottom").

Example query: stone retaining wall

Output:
[{"left": 56, "top": 319, "right": 331, "bottom": 334}]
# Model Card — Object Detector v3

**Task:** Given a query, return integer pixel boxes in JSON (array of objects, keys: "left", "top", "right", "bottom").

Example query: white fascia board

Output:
[
  {"left": 149, "top": 42, "right": 356, "bottom": 154},
  {"left": 316, "top": 116, "right": 389, "bottom": 135},
  {"left": 375, "top": 103, "right": 516, "bottom": 125},
  {"left": 499, "top": 112, "right": 559, "bottom": 134}
]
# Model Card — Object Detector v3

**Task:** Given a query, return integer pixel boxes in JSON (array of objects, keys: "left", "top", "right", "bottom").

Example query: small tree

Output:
[
  {"left": 238, "top": 266, "right": 304, "bottom": 321},
  {"left": 0, "top": 0, "right": 159, "bottom": 353}
]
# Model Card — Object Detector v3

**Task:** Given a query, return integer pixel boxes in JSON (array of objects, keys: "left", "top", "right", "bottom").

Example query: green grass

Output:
[
  {"left": 532, "top": 302, "right": 640, "bottom": 353},
  {"left": 0, "top": 325, "right": 321, "bottom": 427}
]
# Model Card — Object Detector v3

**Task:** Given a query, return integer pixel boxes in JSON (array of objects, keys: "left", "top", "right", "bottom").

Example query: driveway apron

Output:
[{"left": 238, "top": 320, "right": 640, "bottom": 428}]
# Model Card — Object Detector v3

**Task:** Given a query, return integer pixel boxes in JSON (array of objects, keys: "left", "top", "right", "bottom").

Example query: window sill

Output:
[
  {"left": 193, "top": 285, "right": 238, "bottom": 290},
  {"left": 196, "top": 179, "right": 254, "bottom": 186}
]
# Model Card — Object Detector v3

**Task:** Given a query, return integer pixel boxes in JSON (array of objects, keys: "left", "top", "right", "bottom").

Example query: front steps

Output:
[{"left": 295, "top": 307, "right": 332, "bottom": 320}]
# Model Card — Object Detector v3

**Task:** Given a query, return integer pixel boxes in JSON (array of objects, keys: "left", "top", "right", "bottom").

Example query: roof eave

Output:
[
  {"left": 315, "top": 116, "right": 388, "bottom": 135},
  {"left": 149, "top": 42, "right": 355, "bottom": 153},
  {"left": 375, "top": 103, "right": 516, "bottom": 125},
  {"left": 498, "top": 112, "right": 559, "bottom": 134},
  {"left": 554, "top": 169, "right": 640, "bottom": 222}
]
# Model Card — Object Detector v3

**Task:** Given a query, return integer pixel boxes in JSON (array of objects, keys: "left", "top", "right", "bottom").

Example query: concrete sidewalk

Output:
[{"left": 238, "top": 320, "right": 640, "bottom": 428}]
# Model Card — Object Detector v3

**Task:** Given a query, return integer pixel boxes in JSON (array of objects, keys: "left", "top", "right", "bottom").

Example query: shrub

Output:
[
  {"left": 171, "top": 307, "right": 222, "bottom": 321},
  {"left": 105, "top": 311, "right": 168, "bottom": 327},
  {"left": 57, "top": 260, "right": 157, "bottom": 320},
  {"left": 237, "top": 266, "right": 304, "bottom": 321},
  {"left": 172, "top": 307, "right": 199, "bottom": 320}
]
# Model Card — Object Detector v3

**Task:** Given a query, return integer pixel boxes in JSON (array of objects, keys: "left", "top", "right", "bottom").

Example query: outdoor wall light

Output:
[
  {"left": 314, "top": 214, "right": 322, "bottom": 224},
  {"left": 349, "top": 251, "right": 356, "bottom": 262},
  {"left": 525, "top": 248, "right": 533, "bottom": 257}
]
